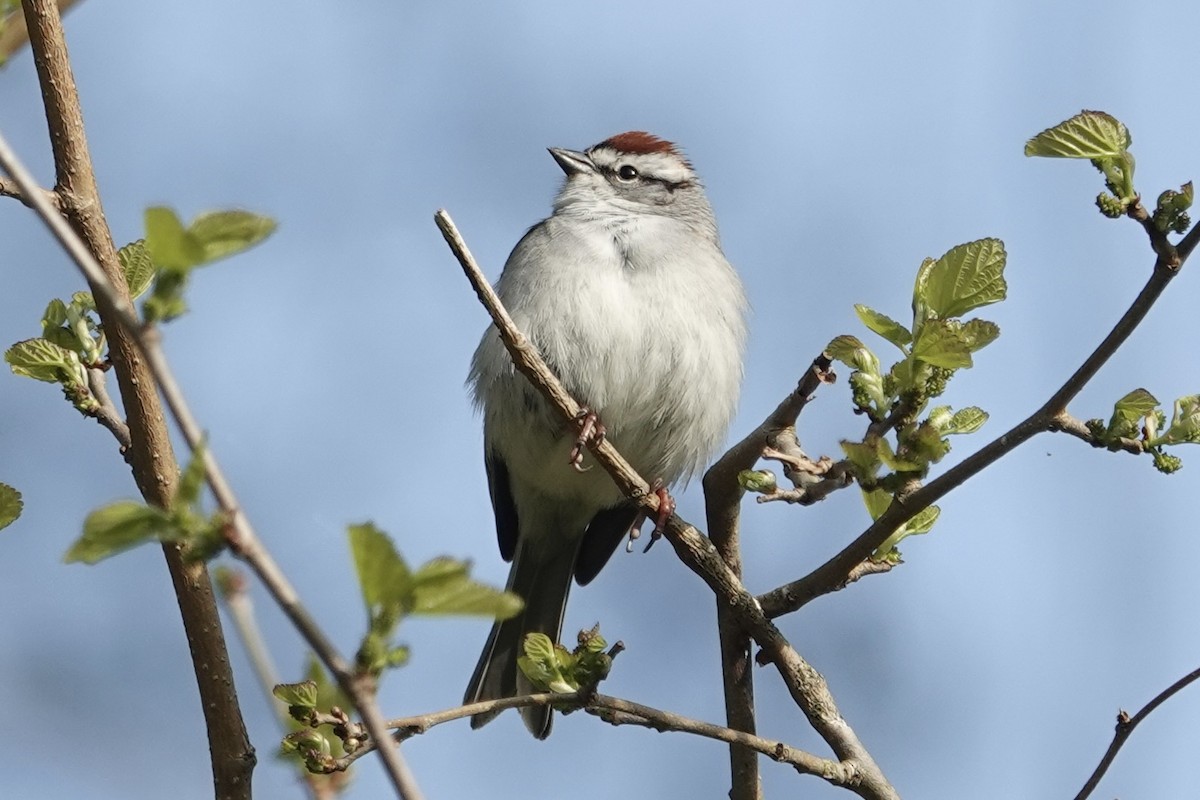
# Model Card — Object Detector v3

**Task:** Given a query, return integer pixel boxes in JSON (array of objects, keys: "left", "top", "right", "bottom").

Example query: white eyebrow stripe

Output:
[{"left": 588, "top": 148, "right": 694, "bottom": 184}]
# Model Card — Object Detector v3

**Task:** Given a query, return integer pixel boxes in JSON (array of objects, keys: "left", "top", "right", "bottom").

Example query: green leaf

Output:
[
  {"left": 273, "top": 680, "right": 319, "bottom": 709},
  {"left": 65, "top": 501, "right": 173, "bottom": 564},
  {"left": 5, "top": 338, "right": 80, "bottom": 383},
  {"left": 1158, "top": 394, "right": 1200, "bottom": 445},
  {"left": 1024, "top": 110, "right": 1131, "bottom": 159},
  {"left": 145, "top": 206, "right": 204, "bottom": 271},
  {"left": 872, "top": 503, "right": 942, "bottom": 558},
  {"left": 0, "top": 483, "right": 22, "bottom": 531},
  {"left": 347, "top": 522, "right": 410, "bottom": 611},
  {"left": 842, "top": 440, "right": 882, "bottom": 480},
  {"left": 912, "top": 320, "right": 973, "bottom": 369},
  {"left": 410, "top": 556, "right": 523, "bottom": 618},
  {"left": 118, "top": 240, "right": 156, "bottom": 300},
  {"left": 1113, "top": 388, "right": 1159, "bottom": 422},
  {"left": 174, "top": 439, "right": 209, "bottom": 510},
  {"left": 904, "top": 504, "right": 941, "bottom": 535},
  {"left": 518, "top": 632, "right": 573, "bottom": 693},
  {"left": 945, "top": 407, "right": 989, "bottom": 435},
  {"left": 42, "top": 298, "right": 68, "bottom": 330},
  {"left": 523, "top": 631, "right": 557, "bottom": 663},
  {"left": 825, "top": 334, "right": 868, "bottom": 366},
  {"left": 960, "top": 319, "right": 1000, "bottom": 352},
  {"left": 188, "top": 210, "right": 276, "bottom": 264},
  {"left": 738, "top": 469, "right": 778, "bottom": 494},
  {"left": 915, "top": 238, "right": 1008, "bottom": 320},
  {"left": 861, "top": 487, "right": 892, "bottom": 521},
  {"left": 854, "top": 304, "right": 912, "bottom": 350}
]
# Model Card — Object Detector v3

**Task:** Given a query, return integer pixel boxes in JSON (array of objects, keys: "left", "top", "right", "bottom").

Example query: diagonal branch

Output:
[
  {"left": 436, "top": 208, "right": 899, "bottom": 800},
  {"left": 1073, "top": 664, "right": 1200, "bottom": 800}
]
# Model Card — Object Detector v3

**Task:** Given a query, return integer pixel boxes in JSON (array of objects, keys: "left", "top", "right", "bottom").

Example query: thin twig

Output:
[
  {"left": 0, "top": 128, "right": 423, "bottom": 800},
  {"left": 0, "top": 174, "right": 63, "bottom": 210},
  {"left": 341, "top": 691, "right": 862, "bottom": 787},
  {"left": 1049, "top": 412, "right": 1145, "bottom": 455},
  {"left": 436, "top": 209, "right": 899, "bottom": 800},
  {"left": 85, "top": 367, "right": 132, "bottom": 450},
  {"left": 1073, "top": 664, "right": 1200, "bottom": 800},
  {"left": 216, "top": 569, "right": 341, "bottom": 800}
]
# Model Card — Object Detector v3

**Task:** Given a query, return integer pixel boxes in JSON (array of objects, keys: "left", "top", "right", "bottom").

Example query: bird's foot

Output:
[
  {"left": 626, "top": 480, "right": 676, "bottom": 553},
  {"left": 568, "top": 408, "right": 606, "bottom": 472}
]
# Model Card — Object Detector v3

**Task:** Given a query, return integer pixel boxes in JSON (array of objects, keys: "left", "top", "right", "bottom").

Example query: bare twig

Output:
[
  {"left": 0, "top": 174, "right": 62, "bottom": 210},
  {"left": 1073, "top": 664, "right": 1200, "bottom": 800},
  {"left": 436, "top": 209, "right": 899, "bottom": 800},
  {"left": 84, "top": 366, "right": 132, "bottom": 451},
  {"left": 341, "top": 691, "right": 863, "bottom": 788},
  {"left": 0, "top": 124, "right": 423, "bottom": 800}
]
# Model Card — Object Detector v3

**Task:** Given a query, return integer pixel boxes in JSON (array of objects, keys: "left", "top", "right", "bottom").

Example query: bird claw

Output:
[
  {"left": 626, "top": 482, "right": 676, "bottom": 553},
  {"left": 643, "top": 485, "right": 676, "bottom": 552},
  {"left": 568, "top": 408, "right": 606, "bottom": 471}
]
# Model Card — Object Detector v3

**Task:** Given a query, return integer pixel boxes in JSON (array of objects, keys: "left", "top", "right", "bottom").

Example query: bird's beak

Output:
[{"left": 548, "top": 147, "right": 594, "bottom": 176}]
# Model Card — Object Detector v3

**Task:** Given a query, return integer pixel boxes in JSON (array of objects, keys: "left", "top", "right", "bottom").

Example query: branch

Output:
[
  {"left": 0, "top": 0, "right": 79, "bottom": 64},
  {"left": 1073, "top": 664, "right": 1200, "bottom": 800},
  {"left": 340, "top": 691, "right": 864, "bottom": 788},
  {"left": 13, "top": 2, "right": 255, "bottom": 796},
  {"left": 84, "top": 366, "right": 132, "bottom": 451},
  {"left": 1049, "top": 411, "right": 1145, "bottom": 455},
  {"left": 700, "top": 353, "right": 837, "bottom": 798},
  {"left": 216, "top": 568, "right": 342, "bottom": 800},
  {"left": 0, "top": 126, "right": 424, "bottom": 800},
  {"left": 759, "top": 208, "right": 1188, "bottom": 616},
  {"left": 436, "top": 209, "right": 899, "bottom": 800},
  {"left": 0, "top": 174, "right": 62, "bottom": 210}
]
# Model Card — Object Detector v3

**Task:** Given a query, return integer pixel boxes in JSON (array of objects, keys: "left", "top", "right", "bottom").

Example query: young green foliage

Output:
[
  {"left": 1086, "top": 389, "right": 1200, "bottom": 474},
  {"left": 347, "top": 522, "right": 522, "bottom": 677},
  {"left": 862, "top": 488, "right": 941, "bottom": 561},
  {"left": 517, "top": 624, "right": 613, "bottom": 699},
  {"left": 143, "top": 207, "right": 276, "bottom": 322},
  {"left": 0, "top": 483, "right": 24, "bottom": 531},
  {"left": 828, "top": 239, "right": 1005, "bottom": 539},
  {"left": 1024, "top": 110, "right": 1192, "bottom": 233},
  {"left": 63, "top": 441, "right": 226, "bottom": 564}
]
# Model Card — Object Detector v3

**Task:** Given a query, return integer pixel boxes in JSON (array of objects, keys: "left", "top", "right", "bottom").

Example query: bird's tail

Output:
[{"left": 464, "top": 531, "right": 577, "bottom": 739}]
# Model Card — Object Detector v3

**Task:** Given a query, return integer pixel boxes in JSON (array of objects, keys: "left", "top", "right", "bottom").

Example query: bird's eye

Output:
[{"left": 617, "top": 164, "right": 639, "bottom": 181}]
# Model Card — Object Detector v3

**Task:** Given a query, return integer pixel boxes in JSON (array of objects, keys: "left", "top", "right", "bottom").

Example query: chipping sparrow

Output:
[{"left": 464, "top": 132, "right": 747, "bottom": 738}]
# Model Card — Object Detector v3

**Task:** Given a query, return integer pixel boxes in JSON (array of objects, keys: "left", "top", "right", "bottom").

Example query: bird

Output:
[{"left": 464, "top": 131, "right": 747, "bottom": 738}]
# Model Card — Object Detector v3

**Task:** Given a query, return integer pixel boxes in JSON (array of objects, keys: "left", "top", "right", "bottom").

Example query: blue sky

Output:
[{"left": 3, "top": 2, "right": 1200, "bottom": 798}]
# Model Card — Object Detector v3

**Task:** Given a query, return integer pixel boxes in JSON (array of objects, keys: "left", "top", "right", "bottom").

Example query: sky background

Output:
[{"left": 3, "top": 1, "right": 1200, "bottom": 799}]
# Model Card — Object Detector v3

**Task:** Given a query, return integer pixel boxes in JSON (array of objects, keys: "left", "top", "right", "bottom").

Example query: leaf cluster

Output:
[
  {"left": 1025, "top": 110, "right": 1193, "bottom": 234},
  {"left": 826, "top": 238, "right": 1006, "bottom": 556},
  {"left": 63, "top": 442, "right": 225, "bottom": 564},
  {"left": 274, "top": 658, "right": 357, "bottom": 782},
  {"left": 517, "top": 624, "right": 613, "bottom": 701},
  {"left": 1086, "top": 389, "right": 1200, "bottom": 474},
  {"left": 347, "top": 522, "right": 522, "bottom": 678},
  {"left": 4, "top": 208, "right": 275, "bottom": 416}
]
